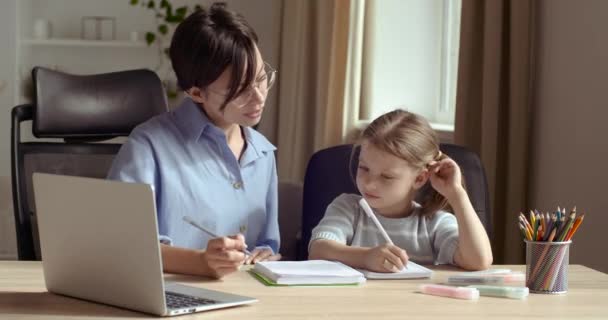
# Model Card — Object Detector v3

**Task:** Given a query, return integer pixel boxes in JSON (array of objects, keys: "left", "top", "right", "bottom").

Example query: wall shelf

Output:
[{"left": 21, "top": 38, "right": 148, "bottom": 48}]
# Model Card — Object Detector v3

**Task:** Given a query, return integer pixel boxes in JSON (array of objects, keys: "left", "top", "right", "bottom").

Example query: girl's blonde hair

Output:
[{"left": 356, "top": 109, "right": 457, "bottom": 215}]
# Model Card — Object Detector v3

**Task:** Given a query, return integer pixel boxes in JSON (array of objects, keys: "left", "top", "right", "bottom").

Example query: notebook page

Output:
[{"left": 359, "top": 261, "right": 432, "bottom": 279}]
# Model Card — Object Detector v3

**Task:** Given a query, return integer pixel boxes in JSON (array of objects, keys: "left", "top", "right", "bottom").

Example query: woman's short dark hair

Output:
[{"left": 169, "top": 2, "right": 259, "bottom": 110}]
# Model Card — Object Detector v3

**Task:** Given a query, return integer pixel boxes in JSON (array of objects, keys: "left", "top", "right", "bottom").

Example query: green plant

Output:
[{"left": 130, "top": 0, "right": 201, "bottom": 99}]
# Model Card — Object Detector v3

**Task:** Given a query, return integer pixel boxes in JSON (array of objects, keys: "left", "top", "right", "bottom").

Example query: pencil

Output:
[
  {"left": 557, "top": 210, "right": 576, "bottom": 242},
  {"left": 182, "top": 216, "right": 252, "bottom": 256},
  {"left": 530, "top": 210, "right": 536, "bottom": 229},
  {"left": 533, "top": 212, "right": 541, "bottom": 241},
  {"left": 565, "top": 214, "right": 585, "bottom": 241},
  {"left": 539, "top": 214, "right": 545, "bottom": 240},
  {"left": 518, "top": 222, "right": 530, "bottom": 241},
  {"left": 546, "top": 213, "right": 557, "bottom": 241},
  {"left": 547, "top": 228, "right": 557, "bottom": 242},
  {"left": 520, "top": 213, "right": 534, "bottom": 235},
  {"left": 555, "top": 215, "right": 566, "bottom": 240},
  {"left": 529, "top": 228, "right": 557, "bottom": 282}
]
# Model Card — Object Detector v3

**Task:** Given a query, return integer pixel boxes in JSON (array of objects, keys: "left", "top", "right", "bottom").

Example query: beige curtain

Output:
[
  {"left": 455, "top": 0, "right": 535, "bottom": 263},
  {"left": 274, "top": 0, "right": 360, "bottom": 182}
]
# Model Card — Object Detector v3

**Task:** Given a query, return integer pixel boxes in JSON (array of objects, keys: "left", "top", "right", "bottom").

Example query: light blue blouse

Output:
[{"left": 107, "top": 98, "right": 279, "bottom": 253}]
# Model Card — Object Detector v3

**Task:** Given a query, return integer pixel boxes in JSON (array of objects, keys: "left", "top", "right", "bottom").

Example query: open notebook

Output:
[
  {"left": 251, "top": 260, "right": 433, "bottom": 285},
  {"left": 251, "top": 260, "right": 366, "bottom": 286},
  {"left": 358, "top": 261, "right": 432, "bottom": 279}
]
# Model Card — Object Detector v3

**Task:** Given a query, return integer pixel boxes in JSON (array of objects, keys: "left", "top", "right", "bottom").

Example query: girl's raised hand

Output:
[{"left": 428, "top": 157, "right": 464, "bottom": 200}]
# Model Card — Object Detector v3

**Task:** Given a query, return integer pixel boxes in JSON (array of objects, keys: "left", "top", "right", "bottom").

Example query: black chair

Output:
[
  {"left": 297, "top": 143, "right": 491, "bottom": 260},
  {"left": 11, "top": 67, "right": 168, "bottom": 260}
]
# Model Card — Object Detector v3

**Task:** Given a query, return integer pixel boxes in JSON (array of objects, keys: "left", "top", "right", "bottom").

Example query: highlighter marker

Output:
[
  {"left": 462, "top": 269, "right": 512, "bottom": 275},
  {"left": 447, "top": 272, "right": 525, "bottom": 285},
  {"left": 419, "top": 284, "right": 479, "bottom": 300},
  {"left": 466, "top": 285, "right": 529, "bottom": 299}
]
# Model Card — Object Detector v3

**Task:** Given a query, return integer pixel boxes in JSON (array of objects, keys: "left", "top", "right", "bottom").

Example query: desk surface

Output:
[{"left": 1, "top": 262, "right": 607, "bottom": 319}]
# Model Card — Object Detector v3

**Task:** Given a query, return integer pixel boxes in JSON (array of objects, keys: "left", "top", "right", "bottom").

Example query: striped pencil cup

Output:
[{"left": 525, "top": 240, "right": 571, "bottom": 294}]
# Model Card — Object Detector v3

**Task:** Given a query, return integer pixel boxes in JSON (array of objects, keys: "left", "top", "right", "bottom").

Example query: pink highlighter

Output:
[{"left": 419, "top": 284, "right": 479, "bottom": 300}]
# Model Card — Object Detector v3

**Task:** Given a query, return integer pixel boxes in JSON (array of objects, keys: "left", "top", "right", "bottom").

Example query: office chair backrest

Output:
[
  {"left": 11, "top": 67, "right": 168, "bottom": 260},
  {"left": 298, "top": 143, "right": 491, "bottom": 260}
]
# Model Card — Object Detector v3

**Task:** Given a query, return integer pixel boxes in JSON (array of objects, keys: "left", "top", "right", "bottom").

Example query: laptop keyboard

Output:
[{"left": 165, "top": 291, "right": 219, "bottom": 309}]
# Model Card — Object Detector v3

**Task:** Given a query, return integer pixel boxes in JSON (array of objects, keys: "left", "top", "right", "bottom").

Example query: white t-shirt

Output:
[{"left": 310, "top": 193, "right": 459, "bottom": 265}]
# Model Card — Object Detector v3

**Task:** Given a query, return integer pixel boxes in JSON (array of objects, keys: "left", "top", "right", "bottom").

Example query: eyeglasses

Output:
[{"left": 208, "top": 61, "right": 277, "bottom": 106}]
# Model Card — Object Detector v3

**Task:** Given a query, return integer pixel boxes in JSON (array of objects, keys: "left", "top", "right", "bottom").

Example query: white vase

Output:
[{"left": 33, "top": 19, "right": 52, "bottom": 39}]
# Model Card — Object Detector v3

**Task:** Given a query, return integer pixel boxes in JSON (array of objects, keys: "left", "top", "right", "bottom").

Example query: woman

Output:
[{"left": 108, "top": 2, "right": 280, "bottom": 279}]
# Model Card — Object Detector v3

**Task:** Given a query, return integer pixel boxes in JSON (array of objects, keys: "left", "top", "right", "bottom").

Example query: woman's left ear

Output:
[
  {"left": 187, "top": 87, "right": 207, "bottom": 104},
  {"left": 413, "top": 169, "right": 430, "bottom": 189}
]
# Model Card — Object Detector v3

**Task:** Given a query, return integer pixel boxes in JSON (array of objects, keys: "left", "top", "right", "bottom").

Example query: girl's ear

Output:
[
  {"left": 187, "top": 87, "right": 207, "bottom": 104},
  {"left": 413, "top": 168, "right": 430, "bottom": 190}
]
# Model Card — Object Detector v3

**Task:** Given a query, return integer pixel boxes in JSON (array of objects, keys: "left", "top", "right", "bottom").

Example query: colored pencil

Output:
[{"left": 565, "top": 214, "right": 585, "bottom": 241}]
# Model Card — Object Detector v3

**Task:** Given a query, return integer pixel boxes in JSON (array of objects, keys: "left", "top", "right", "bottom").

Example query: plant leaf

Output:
[
  {"left": 145, "top": 32, "right": 156, "bottom": 45},
  {"left": 130, "top": 0, "right": 138, "bottom": 5},
  {"left": 160, "top": 0, "right": 169, "bottom": 9},
  {"left": 165, "top": 15, "right": 181, "bottom": 23},
  {"left": 163, "top": 1, "right": 172, "bottom": 17},
  {"left": 163, "top": 47, "right": 170, "bottom": 57},
  {"left": 167, "top": 90, "right": 178, "bottom": 99},
  {"left": 175, "top": 6, "right": 187, "bottom": 18},
  {"left": 158, "top": 24, "right": 168, "bottom": 35},
  {"left": 147, "top": 0, "right": 155, "bottom": 9}
]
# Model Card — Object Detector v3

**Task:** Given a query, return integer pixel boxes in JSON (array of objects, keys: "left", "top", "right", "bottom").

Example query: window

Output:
[{"left": 358, "top": 0, "right": 461, "bottom": 132}]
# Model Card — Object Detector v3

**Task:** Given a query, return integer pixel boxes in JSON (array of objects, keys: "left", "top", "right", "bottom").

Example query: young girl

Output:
[{"left": 308, "top": 110, "right": 492, "bottom": 271}]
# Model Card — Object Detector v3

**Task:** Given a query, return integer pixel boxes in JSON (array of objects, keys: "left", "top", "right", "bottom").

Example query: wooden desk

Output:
[{"left": 1, "top": 262, "right": 607, "bottom": 319}]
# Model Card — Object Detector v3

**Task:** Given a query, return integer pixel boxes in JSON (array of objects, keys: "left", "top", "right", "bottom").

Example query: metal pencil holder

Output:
[{"left": 525, "top": 240, "right": 571, "bottom": 294}]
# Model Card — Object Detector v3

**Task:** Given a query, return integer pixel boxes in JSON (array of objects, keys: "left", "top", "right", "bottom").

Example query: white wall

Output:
[
  {"left": 530, "top": 0, "right": 608, "bottom": 273},
  {"left": 0, "top": 1, "right": 17, "bottom": 259},
  {"left": 0, "top": 1, "right": 16, "bottom": 179}
]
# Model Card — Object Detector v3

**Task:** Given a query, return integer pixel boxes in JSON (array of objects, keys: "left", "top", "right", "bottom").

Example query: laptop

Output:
[{"left": 32, "top": 173, "right": 257, "bottom": 316}]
